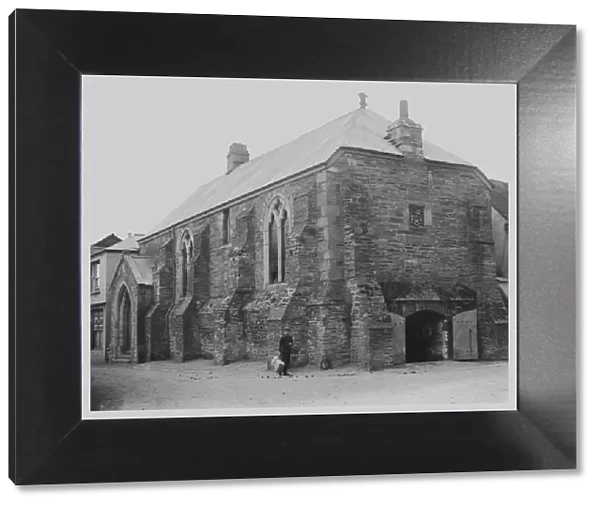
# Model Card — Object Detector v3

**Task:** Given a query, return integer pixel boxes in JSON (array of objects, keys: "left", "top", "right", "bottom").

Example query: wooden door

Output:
[
  {"left": 453, "top": 310, "right": 478, "bottom": 360},
  {"left": 390, "top": 313, "right": 406, "bottom": 365}
]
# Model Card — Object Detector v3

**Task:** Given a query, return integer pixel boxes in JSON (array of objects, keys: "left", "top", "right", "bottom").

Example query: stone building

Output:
[
  {"left": 104, "top": 97, "right": 508, "bottom": 370},
  {"left": 490, "top": 179, "right": 509, "bottom": 279},
  {"left": 489, "top": 179, "right": 509, "bottom": 341}
]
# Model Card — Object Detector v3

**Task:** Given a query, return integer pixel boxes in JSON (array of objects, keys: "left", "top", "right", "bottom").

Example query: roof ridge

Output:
[{"left": 233, "top": 108, "right": 364, "bottom": 172}]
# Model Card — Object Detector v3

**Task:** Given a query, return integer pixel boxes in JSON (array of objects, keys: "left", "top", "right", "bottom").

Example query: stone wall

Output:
[
  {"left": 492, "top": 321, "right": 509, "bottom": 361},
  {"left": 131, "top": 147, "right": 507, "bottom": 368},
  {"left": 145, "top": 237, "right": 174, "bottom": 361},
  {"left": 332, "top": 150, "right": 507, "bottom": 363},
  {"left": 138, "top": 173, "right": 322, "bottom": 365},
  {"left": 136, "top": 284, "right": 154, "bottom": 362},
  {"left": 492, "top": 207, "right": 509, "bottom": 277},
  {"left": 308, "top": 169, "right": 352, "bottom": 368},
  {"left": 168, "top": 295, "right": 195, "bottom": 362}
]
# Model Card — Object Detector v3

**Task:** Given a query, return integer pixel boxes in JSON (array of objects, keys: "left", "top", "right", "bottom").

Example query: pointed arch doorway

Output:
[{"left": 117, "top": 286, "right": 132, "bottom": 357}]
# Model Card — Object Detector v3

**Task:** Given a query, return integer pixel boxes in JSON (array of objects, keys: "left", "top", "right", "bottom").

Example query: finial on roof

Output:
[{"left": 358, "top": 92, "right": 368, "bottom": 109}]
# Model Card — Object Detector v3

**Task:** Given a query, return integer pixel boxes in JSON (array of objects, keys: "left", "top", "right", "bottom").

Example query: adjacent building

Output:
[
  {"left": 490, "top": 179, "right": 509, "bottom": 279},
  {"left": 490, "top": 179, "right": 509, "bottom": 337},
  {"left": 102, "top": 97, "right": 509, "bottom": 370},
  {"left": 89, "top": 233, "right": 145, "bottom": 361}
]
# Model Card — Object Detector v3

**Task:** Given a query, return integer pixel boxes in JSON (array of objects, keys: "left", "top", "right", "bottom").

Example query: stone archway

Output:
[
  {"left": 117, "top": 286, "right": 132, "bottom": 357},
  {"left": 405, "top": 310, "right": 450, "bottom": 363}
]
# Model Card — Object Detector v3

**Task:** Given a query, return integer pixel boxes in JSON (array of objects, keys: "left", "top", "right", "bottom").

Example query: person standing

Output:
[{"left": 278, "top": 326, "right": 294, "bottom": 376}]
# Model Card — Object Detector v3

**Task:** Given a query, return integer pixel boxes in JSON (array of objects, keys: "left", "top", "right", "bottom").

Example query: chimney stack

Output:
[
  {"left": 399, "top": 99, "right": 409, "bottom": 119},
  {"left": 384, "top": 100, "right": 423, "bottom": 157},
  {"left": 226, "top": 143, "right": 250, "bottom": 175}
]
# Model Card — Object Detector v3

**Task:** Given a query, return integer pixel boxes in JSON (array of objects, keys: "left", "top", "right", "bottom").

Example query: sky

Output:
[{"left": 82, "top": 76, "right": 516, "bottom": 244}]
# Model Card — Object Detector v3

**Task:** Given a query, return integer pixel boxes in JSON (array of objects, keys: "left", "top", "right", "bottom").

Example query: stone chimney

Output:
[
  {"left": 226, "top": 143, "right": 250, "bottom": 175},
  {"left": 384, "top": 100, "right": 424, "bottom": 157}
]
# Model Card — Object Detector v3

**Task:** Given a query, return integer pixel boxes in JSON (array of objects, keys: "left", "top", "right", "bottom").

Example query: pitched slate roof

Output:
[
  {"left": 90, "top": 233, "right": 122, "bottom": 253},
  {"left": 92, "top": 232, "right": 122, "bottom": 248},
  {"left": 147, "top": 108, "right": 475, "bottom": 237},
  {"left": 126, "top": 255, "right": 153, "bottom": 285},
  {"left": 105, "top": 234, "right": 145, "bottom": 252},
  {"left": 490, "top": 179, "right": 509, "bottom": 219}
]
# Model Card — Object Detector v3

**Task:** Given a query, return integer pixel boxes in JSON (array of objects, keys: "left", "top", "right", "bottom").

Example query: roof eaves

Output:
[
  {"left": 332, "top": 145, "right": 404, "bottom": 162},
  {"left": 104, "top": 246, "right": 139, "bottom": 252},
  {"left": 425, "top": 158, "right": 492, "bottom": 190},
  {"left": 91, "top": 233, "right": 122, "bottom": 249}
]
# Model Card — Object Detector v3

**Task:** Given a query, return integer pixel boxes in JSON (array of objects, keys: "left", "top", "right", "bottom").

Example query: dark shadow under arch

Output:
[{"left": 405, "top": 310, "right": 451, "bottom": 363}]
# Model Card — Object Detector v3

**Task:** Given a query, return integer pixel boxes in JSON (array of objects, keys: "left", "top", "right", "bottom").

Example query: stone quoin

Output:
[{"left": 103, "top": 96, "right": 509, "bottom": 370}]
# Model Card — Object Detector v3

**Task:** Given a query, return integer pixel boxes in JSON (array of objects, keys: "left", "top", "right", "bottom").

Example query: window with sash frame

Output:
[{"left": 91, "top": 261, "right": 100, "bottom": 293}]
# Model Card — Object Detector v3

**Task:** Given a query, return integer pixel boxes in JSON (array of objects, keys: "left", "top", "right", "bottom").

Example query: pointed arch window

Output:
[
  {"left": 280, "top": 209, "right": 287, "bottom": 282},
  {"left": 264, "top": 196, "right": 290, "bottom": 285},
  {"left": 268, "top": 214, "right": 278, "bottom": 283},
  {"left": 180, "top": 230, "right": 194, "bottom": 297}
]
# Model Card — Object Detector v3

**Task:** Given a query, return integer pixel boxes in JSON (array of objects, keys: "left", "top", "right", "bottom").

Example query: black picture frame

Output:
[{"left": 9, "top": 9, "right": 577, "bottom": 485}]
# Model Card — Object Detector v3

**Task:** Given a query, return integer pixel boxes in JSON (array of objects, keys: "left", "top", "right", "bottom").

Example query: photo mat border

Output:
[{"left": 9, "top": 9, "right": 576, "bottom": 485}]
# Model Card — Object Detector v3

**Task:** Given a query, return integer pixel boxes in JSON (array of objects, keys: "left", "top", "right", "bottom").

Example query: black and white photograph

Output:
[
  {"left": 8, "top": 4, "right": 580, "bottom": 490},
  {"left": 82, "top": 77, "right": 516, "bottom": 418}
]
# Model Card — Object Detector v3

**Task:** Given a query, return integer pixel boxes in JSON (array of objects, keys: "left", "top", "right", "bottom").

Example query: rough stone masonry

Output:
[{"left": 105, "top": 97, "right": 508, "bottom": 371}]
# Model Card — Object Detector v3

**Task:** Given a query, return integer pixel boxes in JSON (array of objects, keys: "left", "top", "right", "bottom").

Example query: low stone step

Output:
[{"left": 110, "top": 355, "right": 132, "bottom": 364}]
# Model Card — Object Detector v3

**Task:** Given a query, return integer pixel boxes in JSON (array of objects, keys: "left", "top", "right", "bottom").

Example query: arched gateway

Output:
[
  {"left": 406, "top": 310, "right": 449, "bottom": 362},
  {"left": 389, "top": 304, "right": 479, "bottom": 364}
]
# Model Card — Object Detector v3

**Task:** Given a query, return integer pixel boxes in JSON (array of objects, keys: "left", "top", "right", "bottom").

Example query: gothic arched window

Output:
[
  {"left": 180, "top": 230, "right": 193, "bottom": 297},
  {"left": 280, "top": 209, "right": 287, "bottom": 282},
  {"left": 264, "top": 196, "right": 290, "bottom": 285},
  {"left": 268, "top": 213, "right": 278, "bottom": 283}
]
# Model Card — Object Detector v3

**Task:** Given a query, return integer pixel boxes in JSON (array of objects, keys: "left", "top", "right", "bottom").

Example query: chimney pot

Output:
[
  {"left": 226, "top": 143, "right": 250, "bottom": 174},
  {"left": 399, "top": 100, "right": 409, "bottom": 119}
]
